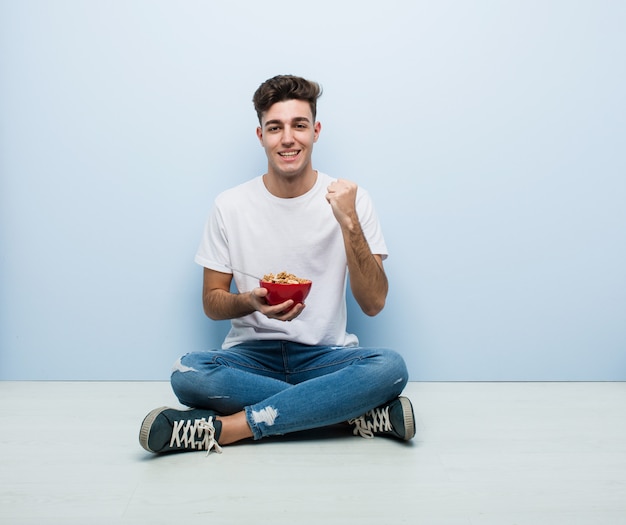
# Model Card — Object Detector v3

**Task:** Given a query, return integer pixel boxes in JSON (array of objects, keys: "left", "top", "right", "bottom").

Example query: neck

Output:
[{"left": 263, "top": 169, "right": 318, "bottom": 198}]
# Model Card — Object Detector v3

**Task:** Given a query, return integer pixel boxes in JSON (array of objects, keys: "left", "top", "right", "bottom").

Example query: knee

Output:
[
  {"left": 376, "top": 348, "right": 407, "bottom": 371},
  {"left": 171, "top": 354, "right": 198, "bottom": 374},
  {"left": 170, "top": 359, "right": 193, "bottom": 406},
  {"left": 376, "top": 348, "right": 409, "bottom": 391},
  {"left": 170, "top": 353, "right": 207, "bottom": 406}
]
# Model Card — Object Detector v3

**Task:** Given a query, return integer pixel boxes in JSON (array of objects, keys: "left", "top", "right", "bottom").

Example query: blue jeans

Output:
[{"left": 170, "top": 341, "right": 408, "bottom": 440}]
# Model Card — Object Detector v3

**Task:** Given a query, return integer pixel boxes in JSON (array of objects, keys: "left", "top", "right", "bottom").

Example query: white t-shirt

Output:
[{"left": 194, "top": 172, "right": 388, "bottom": 348}]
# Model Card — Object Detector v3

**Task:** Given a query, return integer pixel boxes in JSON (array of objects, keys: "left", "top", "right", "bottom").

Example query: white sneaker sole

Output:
[
  {"left": 139, "top": 406, "right": 169, "bottom": 453},
  {"left": 398, "top": 396, "right": 415, "bottom": 440}
]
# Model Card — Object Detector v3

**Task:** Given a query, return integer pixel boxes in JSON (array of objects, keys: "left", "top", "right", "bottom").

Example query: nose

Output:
[{"left": 281, "top": 126, "right": 294, "bottom": 145}]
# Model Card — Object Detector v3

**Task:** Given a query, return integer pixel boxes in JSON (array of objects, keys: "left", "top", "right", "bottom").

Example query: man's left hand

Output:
[{"left": 326, "top": 178, "right": 358, "bottom": 229}]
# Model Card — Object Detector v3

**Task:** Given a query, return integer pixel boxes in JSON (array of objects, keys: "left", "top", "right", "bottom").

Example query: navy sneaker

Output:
[
  {"left": 139, "top": 407, "right": 223, "bottom": 455},
  {"left": 349, "top": 396, "right": 415, "bottom": 441}
]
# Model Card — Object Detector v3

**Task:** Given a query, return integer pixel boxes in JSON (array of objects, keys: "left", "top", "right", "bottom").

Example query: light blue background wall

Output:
[{"left": 1, "top": 1, "right": 624, "bottom": 380}]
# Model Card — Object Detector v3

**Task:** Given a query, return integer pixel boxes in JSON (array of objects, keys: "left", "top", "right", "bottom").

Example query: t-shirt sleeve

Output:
[
  {"left": 356, "top": 188, "right": 388, "bottom": 260},
  {"left": 194, "top": 204, "right": 231, "bottom": 272}
]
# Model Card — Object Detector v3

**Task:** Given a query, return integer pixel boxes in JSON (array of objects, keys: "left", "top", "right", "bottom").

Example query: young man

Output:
[{"left": 139, "top": 75, "right": 415, "bottom": 455}]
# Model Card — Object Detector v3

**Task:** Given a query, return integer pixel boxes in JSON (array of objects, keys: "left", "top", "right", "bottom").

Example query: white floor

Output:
[{"left": 0, "top": 381, "right": 625, "bottom": 525}]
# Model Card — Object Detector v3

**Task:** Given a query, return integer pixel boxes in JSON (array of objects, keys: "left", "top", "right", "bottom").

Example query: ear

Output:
[
  {"left": 256, "top": 126, "right": 264, "bottom": 145},
  {"left": 313, "top": 121, "right": 322, "bottom": 143}
]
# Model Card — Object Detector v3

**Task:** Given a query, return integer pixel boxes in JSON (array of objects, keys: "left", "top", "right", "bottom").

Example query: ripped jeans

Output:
[{"left": 170, "top": 341, "right": 408, "bottom": 441}]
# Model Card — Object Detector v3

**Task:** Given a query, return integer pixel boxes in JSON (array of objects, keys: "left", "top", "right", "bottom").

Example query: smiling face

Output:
[{"left": 256, "top": 99, "right": 321, "bottom": 194}]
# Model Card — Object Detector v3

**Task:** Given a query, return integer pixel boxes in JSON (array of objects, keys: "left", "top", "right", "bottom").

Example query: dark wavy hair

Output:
[{"left": 253, "top": 75, "right": 322, "bottom": 124}]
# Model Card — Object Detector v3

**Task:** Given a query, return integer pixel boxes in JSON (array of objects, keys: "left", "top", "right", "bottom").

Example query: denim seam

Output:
[
  {"left": 214, "top": 356, "right": 278, "bottom": 375},
  {"left": 285, "top": 355, "right": 366, "bottom": 375}
]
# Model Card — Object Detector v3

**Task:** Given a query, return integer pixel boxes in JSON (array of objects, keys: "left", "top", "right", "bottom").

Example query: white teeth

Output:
[{"left": 279, "top": 151, "right": 298, "bottom": 157}]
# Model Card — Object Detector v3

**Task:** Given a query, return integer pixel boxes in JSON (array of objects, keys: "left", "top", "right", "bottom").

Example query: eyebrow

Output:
[{"left": 263, "top": 116, "right": 311, "bottom": 128}]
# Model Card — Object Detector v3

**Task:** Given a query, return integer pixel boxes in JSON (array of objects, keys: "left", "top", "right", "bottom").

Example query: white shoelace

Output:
[
  {"left": 349, "top": 406, "right": 392, "bottom": 439},
  {"left": 169, "top": 416, "right": 223, "bottom": 455}
]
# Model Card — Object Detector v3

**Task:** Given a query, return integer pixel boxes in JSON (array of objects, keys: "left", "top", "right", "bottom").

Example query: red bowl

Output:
[{"left": 260, "top": 280, "right": 312, "bottom": 306}]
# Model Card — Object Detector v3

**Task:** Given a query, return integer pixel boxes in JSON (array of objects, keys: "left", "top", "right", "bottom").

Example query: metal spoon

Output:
[{"left": 225, "top": 264, "right": 263, "bottom": 281}]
